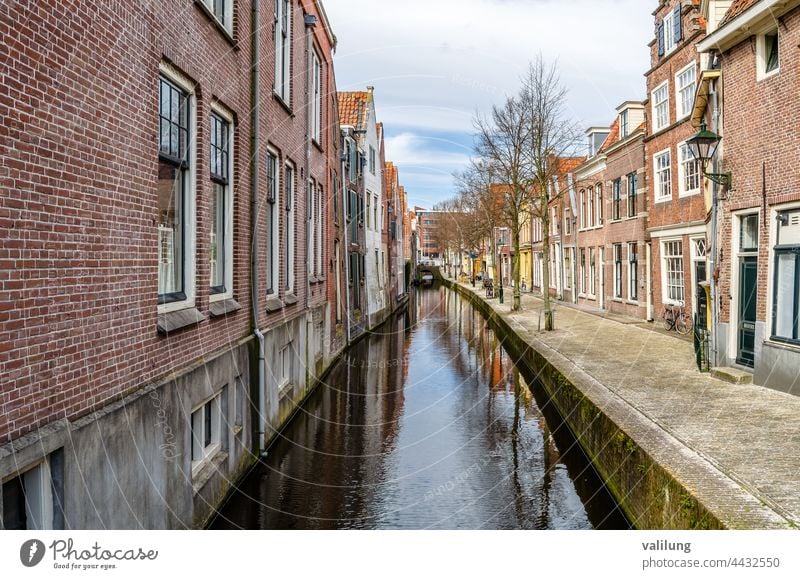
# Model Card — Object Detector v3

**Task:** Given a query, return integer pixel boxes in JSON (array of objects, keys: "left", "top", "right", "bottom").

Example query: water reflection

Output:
[{"left": 211, "top": 287, "right": 629, "bottom": 529}]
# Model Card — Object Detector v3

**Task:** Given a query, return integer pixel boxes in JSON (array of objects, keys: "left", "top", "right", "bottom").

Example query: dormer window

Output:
[{"left": 619, "top": 110, "right": 629, "bottom": 139}]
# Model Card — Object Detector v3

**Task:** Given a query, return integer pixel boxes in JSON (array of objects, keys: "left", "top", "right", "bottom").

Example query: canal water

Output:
[{"left": 211, "top": 286, "right": 630, "bottom": 530}]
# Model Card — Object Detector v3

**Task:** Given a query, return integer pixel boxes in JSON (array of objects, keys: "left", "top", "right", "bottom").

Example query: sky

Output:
[{"left": 324, "top": 0, "right": 654, "bottom": 209}]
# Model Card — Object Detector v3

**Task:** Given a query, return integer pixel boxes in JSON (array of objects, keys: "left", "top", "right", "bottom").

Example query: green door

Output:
[{"left": 737, "top": 257, "right": 757, "bottom": 367}]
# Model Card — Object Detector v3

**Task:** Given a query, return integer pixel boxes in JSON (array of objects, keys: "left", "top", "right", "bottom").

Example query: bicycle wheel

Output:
[
  {"left": 675, "top": 313, "right": 693, "bottom": 335},
  {"left": 662, "top": 310, "right": 674, "bottom": 331}
]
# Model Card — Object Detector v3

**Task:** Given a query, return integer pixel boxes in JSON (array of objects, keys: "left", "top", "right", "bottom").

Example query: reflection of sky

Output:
[{"left": 326, "top": 0, "right": 652, "bottom": 206}]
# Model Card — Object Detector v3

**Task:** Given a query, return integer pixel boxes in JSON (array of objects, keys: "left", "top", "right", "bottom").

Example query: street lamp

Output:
[{"left": 686, "top": 121, "right": 732, "bottom": 189}]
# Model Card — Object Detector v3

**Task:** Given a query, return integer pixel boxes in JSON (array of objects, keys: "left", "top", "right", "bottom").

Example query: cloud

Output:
[{"left": 326, "top": 0, "right": 654, "bottom": 203}]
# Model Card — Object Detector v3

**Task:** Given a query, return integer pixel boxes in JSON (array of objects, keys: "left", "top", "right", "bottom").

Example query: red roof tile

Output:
[
  {"left": 598, "top": 119, "right": 620, "bottom": 154},
  {"left": 337, "top": 91, "right": 369, "bottom": 129},
  {"left": 720, "top": 0, "right": 760, "bottom": 25}
]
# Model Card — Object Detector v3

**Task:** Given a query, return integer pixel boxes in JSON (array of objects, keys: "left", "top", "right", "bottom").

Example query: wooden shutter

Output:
[
  {"left": 657, "top": 20, "right": 665, "bottom": 56},
  {"left": 673, "top": 4, "right": 682, "bottom": 43}
]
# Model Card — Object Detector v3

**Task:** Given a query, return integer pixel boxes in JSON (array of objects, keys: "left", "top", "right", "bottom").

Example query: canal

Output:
[{"left": 211, "top": 286, "right": 630, "bottom": 530}]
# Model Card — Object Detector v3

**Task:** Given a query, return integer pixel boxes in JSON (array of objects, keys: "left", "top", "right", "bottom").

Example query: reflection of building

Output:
[{"left": 416, "top": 208, "right": 443, "bottom": 264}]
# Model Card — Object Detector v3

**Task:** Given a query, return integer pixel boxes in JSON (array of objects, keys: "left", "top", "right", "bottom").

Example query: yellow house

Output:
[{"left": 518, "top": 200, "right": 533, "bottom": 291}]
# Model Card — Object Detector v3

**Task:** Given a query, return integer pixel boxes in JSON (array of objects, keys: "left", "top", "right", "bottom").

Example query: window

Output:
[
  {"left": 655, "top": 150, "right": 672, "bottom": 202},
  {"left": 652, "top": 82, "right": 669, "bottom": 132},
  {"left": 627, "top": 172, "right": 637, "bottom": 217},
  {"left": 2, "top": 451, "right": 64, "bottom": 530},
  {"left": 158, "top": 75, "right": 192, "bottom": 304},
  {"left": 375, "top": 250, "right": 380, "bottom": 287},
  {"left": 284, "top": 163, "right": 295, "bottom": 293},
  {"left": 657, "top": 4, "right": 681, "bottom": 57},
  {"left": 663, "top": 240, "right": 684, "bottom": 303},
  {"left": 374, "top": 195, "right": 378, "bottom": 229},
  {"left": 758, "top": 28, "right": 780, "bottom": 79},
  {"left": 564, "top": 207, "right": 572, "bottom": 235},
  {"left": 202, "top": 0, "right": 231, "bottom": 31},
  {"left": 317, "top": 185, "right": 324, "bottom": 278},
  {"left": 279, "top": 343, "right": 293, "bottom": 391},
  {"left": 612, "top": 178, "right": 621, "bottom": 221},
  {"left": 741, "top": 214, "right": 759, "bottom": 253},
  {"left": 629, "top": 242, "right": 639, "bottom": 301},
  {"left": 772, "top": 209, "right": 800, "bottom": 343},
  {"left": 310, "top": 49, "right": 322, "bottom": 142},
  {"left": 274, "top": 0, "right": 292, "bottom": 102},
  {"left": 613, "top": 244, "right": 623, "bottom": 299},
  {"left": 307, "top": 180, "right": 316, "bottom": 278},
  {"left": 564, "top": 248, "right": 573, "bottom": 290},
  {"left": 210, "top": 111, "right": 231, "bottom": 295},
  {"left": 619, "top": 110, "right": 629, "bottom": 139},
  {"left": 347, "top": 139, "right": 357, "bottom": 182},
  {"left": 678, "top": 142, "right": 700, "bottom": 196},
  {"left": 369, "top": 146, "right": 376, "bottom": 175},
  {"left": 589, "top": 248, "right": 596, "bottom": 296},
  {"left": 266, "top": 151, "right": 279, "bottom": 294},
  {"left": 552, "top": 206, "right": 559, "bottom": 236},
  {"left": 595, "top": 185, "right": 603, "bottom": 226},
  {"left": 580, "top": 190, "right": 586, "bottom": 229},
  {"left": 676, "top": 64, "right": 696, "bottom": 120},
  {"left": 580, "top": 249, "right": 586, "bottom": 294},
  {"left": 366, "top": 193, "right": 371, "bottom": 229},
  {"left": 191, "top": 393, "right": 222, "bottom": 470}
]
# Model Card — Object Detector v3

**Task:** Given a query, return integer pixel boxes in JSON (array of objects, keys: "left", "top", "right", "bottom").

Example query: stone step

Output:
[{"left": 711, "top": 366, "right": 753, "bottom": 385}]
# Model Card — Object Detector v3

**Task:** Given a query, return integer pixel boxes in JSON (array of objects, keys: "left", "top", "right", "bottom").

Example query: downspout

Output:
[
  {"left": 709, "top": 84, "right": 721, "bottom": 365},
  {"left": 250, "top": 0, "right": 267, "bottom": 452},
  {"left": 341, "top": 133, "right": 352, "bottom": 342},
  {"left": 303, "top": 14, "right": 314, "bottom": 391}
]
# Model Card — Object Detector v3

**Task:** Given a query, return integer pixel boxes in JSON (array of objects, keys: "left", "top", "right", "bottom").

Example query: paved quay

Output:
[{"left": 450, "top": 280, "right": 800, "bottom": 529}]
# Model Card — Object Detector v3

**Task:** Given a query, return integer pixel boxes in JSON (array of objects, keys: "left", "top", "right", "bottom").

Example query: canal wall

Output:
[{"left": 443, "top": 279, "right": 774, "bottom": 530}]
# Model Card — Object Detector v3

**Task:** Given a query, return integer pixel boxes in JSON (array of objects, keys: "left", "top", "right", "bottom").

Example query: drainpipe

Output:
[
  {"left": 709, "top": 85, "right": 721, "bottom": 366},
  {"left": 646, "top": 242, "right": 653, "bottom": 321},
  {"left": 341, "top": 132, "right": 352, "bottom": 342},
  {"left": 303, "top": 14, "right": 316, "bottom": 389},
  {"left": 250, "top": 0, "right": 267, "bottom": 452}
]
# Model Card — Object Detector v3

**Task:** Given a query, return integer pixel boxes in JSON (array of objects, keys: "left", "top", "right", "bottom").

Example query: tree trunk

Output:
[{"left": 512, "top": 224, "right": 521, "bottom": 311}]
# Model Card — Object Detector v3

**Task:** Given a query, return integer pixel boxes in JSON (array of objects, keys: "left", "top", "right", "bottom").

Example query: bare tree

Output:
[
  {"left": 474, "top": 96, "right": 532, "bottom": 311},
  {"left": 519, "top": 56, "right": 583, "bottom": 329},
  {"left": 454, "top": 162, "right": 503, "bottom": 281}
]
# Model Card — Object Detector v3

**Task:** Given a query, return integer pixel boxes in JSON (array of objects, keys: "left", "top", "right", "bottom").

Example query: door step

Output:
[{"left": 710, "top": 366, "right": 753, "bottom": 385}]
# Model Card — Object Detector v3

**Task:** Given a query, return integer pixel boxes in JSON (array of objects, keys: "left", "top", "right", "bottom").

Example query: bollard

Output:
[{"left": 498, "top": 285, "right": 504, "bottom": 304}]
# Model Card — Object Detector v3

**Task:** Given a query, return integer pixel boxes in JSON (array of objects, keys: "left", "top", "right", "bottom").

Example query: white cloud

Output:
[{"left": 384, "top": 133, "right": 471, "bottom": 167}]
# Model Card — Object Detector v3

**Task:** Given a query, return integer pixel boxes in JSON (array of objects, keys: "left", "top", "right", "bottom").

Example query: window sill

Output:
[
  {"left": 312, "top": 139, "right": 324, "bottom": 153},
  {"left": 192, "top": 448, "right": 227, "bottom": 493},
  {"left": 757, "top": 68, "right": 780, "bottom": 82},
  {"left": 678, "top": 190, "right": 701, "bottom": 198},
  {"left": 625, "top": 299, "right": 640, "bottom": 306},
  {"left": 654, "top": 196, "right": 672, "bottom": 204},
  {"left": 209, "top": 297, "right": 242, "bottom": 318},
  {"left": 193, "top": 0, "right": 237, "bottom": 49},
  {"left": 157, "top": 307, "right": 206, "bottom": 335},
  {"left": 764, "top": 338, "right": 800, "bottom": 354},
  {"left": 284, "top": 292, "right": 299, "bottom": 306},
  {"left": 266, "top": 296, "right": 284, "bottom": 313},
  {"left": 278, "top": 382, "right": 293, "bottom": 399}
]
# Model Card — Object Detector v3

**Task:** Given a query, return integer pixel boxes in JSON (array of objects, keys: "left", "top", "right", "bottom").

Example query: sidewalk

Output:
[{"left": 455, "top": 280, "right": 800, "bottom": 528}]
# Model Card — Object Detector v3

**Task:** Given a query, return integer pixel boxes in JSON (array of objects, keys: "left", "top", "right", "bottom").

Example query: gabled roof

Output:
[
  {"left": 337, "top": 92, "right": 370, "bottom": 129},
  {"left": 598, "top": 119, "right": 620, "bottom": 154},
  {"left": 556, "top": 156, "right": 586, "bottom": 174},
  {"left": 720, "top": 0, "right": 760, "bottom": 25}
]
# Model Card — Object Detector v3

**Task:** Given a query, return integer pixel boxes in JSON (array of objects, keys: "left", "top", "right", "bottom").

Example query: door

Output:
[{"left": 737, "top": 256, "right": 757, "bottom": 367}]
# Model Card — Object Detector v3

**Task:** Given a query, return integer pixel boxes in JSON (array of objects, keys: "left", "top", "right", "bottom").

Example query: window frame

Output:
[
  {"left": 770, "top": 208, "right": 800, "bottom": 345},
  {"left": 675, "top": 62, "right": 697, "bottom": 121},
  {"left": 651, "top": 81, "right": 670, "bottom": 132},
  {"left": 157, "top": 64, "right": 197, "bottom": 314},
  {"left": 209, "top": 104, "right": 234, "bottom": 300},
  {"left": 310, "top": 47, "right": 322, "bottom": 144},
  {"left": 654, "top": 148, "right": 672, "bottom": 203},
  {"left": 284, "top": 161, "right": 295, "bottom": 294},
  {"left": 612, "top": 178, "right": 622, "bottom": 221},
  {"left": 201, "top": 0, "right": 233, "bottom": 34},
  {"left": 757, "top": 27, "right": 780, "bottom": 80},
  {"left": 273, "top": 0, "right": 292, "bottom": 104},
  {"left": 613, "top": 243, "right": 623, "bottom": 299},
  {"left": 628, "top": 242, "right": 639, "bottom": 302},
  {"left": 191, "top": 392, "right": 222, "bottom": 476},
  {"left": 266, "top": 148, "right": 280, "bottom": 296},
  {"left": 627, "top": 172, "right": 638, "bottom": 218},
  {"left": 678, "top": 140, "right": 701, "bottom": 198},
  {"left": 661, "top": 238, "right": 685, "bottom": 305}
]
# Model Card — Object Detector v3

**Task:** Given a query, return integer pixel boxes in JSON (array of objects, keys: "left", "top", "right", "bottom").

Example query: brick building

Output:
[
  {"left": 695, "top": 0, "right": 800, "bottom": 393},
  {"left": 0, "top": 0, "right": 341, "bottom": 529},
  {"left": 645, "top": 0, "right": 709, "bottom": 326}
]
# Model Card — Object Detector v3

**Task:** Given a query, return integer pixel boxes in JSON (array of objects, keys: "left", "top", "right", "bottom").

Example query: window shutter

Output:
[
  {"left": 673, "top": 4, "right": 682, "bottom": 43},
  {"left": 657, "top": 21, "right": 665, "bottom": 56}
]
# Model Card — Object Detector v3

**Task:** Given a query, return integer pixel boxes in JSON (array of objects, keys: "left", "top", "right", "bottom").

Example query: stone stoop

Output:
[{"left": 710, "top": 366, "right": 754, "bottom": 385}]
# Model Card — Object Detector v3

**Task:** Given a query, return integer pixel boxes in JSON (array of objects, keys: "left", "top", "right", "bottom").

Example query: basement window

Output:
[{"left": 1, "top": 450, "right": 64, "bottom": 530}]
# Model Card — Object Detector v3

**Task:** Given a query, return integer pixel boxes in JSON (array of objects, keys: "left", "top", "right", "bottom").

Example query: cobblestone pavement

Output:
[{"left": 455, "top": 281, "right": 800, "bottom": 528}]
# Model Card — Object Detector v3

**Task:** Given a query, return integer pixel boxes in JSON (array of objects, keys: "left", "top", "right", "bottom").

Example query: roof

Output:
[
  {"left": 598, "top": 119, "right": 620, "bottom": 154},
  {"left": 720, "top": 0, "right": 759, "bottom": 25},
  {"left": 556, "top": 157, "right": 586, "bottom": 174},
  {"left": 337, "top": 92, "right": 370, "bottom": 128}
]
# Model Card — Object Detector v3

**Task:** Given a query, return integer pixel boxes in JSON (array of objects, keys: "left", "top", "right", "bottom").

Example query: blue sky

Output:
[{"left": 326, "top": 0, "right": 654, "bottom": 208}]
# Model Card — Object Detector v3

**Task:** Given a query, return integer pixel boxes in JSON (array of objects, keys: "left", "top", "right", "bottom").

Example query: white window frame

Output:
[
  {"left": 191, "top": 392, "right": 222, "bottom": 476},
  {"left": 307, "top": 179, "right": 316, "bottom": 278},
  {"left": 564, "top": 247, "right": 573, "bottom": 291},
  {"left": 316, "top": 184, "right": 324, "bottom": 279},
  {"left": 766, "top": 203, "right": 800, "bottom": 347},
  {"left": 2, "top": 458, "right": 56, "bottom": 530},
  {"left": 675, "top": 62, "right": 696, "bottom": 121},
  {"left": 663, "top": 9, "right": 677, "bottom": 55},
  {"left": 595, "top": 184, "right": 603, "bottom": 226},
  {"left": 589, "top": 247, "right": 596, "bottom": 298},
  {"left": 613, "top": 243, "right": 623, "bottom": 299},
  {"left": 209, "top": 102, "right": 235, "bottom": 302},
  {"left": 274, "top": 0, "right": 292, "bottom": 103},
  {"left": 266, "top": 147, "right": 281, "bottom": 295},
  {"left": 677, "top": 141, "right": 701, "bottom": 198},
  {"left": 628, "top": 242, "right": 639, "bottom": 303},
  {"left": 619, "top": 109, "right": 629, "bottom": 139},
  {"left": 279, "top": 341, "right": 293, "bottom": 394},
  {"left": 661, "top": 238, "right": 685, "bottom": 305},
  {"left": 202, "top": 0, "right": 233, "bottom": 33},
  {"left": 654, "top": 148, "right": 672, "bottom": 203},
  {"left": 310, "top": 47, "right": 322, "bottom": 143},
  {"left": 284, "top": 161, "right": 295, "bottom": 293},
  {"left": 651, "top": 81, "right": 670, "bottom": 132},
  {"left": 158, "top": 63, "right": 197, "bottom": 315},
  {"left": 757, "top": 26, "right": 780, "bottom": 81}
]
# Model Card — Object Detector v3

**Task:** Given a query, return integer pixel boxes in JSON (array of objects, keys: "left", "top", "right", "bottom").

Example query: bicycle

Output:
[{"left": 662, "top": 302, "right": 693, "bottom": 335}]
